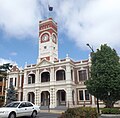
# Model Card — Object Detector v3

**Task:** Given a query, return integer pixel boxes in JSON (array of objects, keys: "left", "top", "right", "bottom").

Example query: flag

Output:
[{"left": 48, "top": 5, "right": 53, "bottom": 11}]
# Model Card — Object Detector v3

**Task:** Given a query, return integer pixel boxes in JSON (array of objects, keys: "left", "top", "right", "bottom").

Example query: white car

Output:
[{"left": 0, "top": 101, "right": 40, "bottom": 118}]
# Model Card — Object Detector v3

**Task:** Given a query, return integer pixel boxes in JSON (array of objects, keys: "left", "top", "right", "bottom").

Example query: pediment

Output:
[{"left": 36, "top": 59, "right": 53, "bottom": 67}]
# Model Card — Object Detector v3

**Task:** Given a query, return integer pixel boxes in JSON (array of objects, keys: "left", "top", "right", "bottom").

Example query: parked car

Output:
[{"left": 0, "top": 101, "right": 40, "bottom": 118}]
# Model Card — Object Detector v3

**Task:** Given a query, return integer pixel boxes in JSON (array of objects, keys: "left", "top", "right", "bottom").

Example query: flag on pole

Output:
[{"left": 48, "top": 5, "right": 53, "bottom": 11}]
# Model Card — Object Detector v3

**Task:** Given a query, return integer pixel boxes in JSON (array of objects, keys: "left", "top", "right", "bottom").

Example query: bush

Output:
[
  {"left": 58, "top": 107, "right": 98, "bottom": 118},
  {"left": 101, "top": 108, "right": 120, "bottom": 114}
]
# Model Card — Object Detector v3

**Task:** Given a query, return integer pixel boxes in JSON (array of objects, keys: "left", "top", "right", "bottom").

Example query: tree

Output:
[
  {"left": 86, "top": 44, "right": 120, "bottom": 108},
  {"left": 6, "top": 83, "right": 17, "bottom": 104}
]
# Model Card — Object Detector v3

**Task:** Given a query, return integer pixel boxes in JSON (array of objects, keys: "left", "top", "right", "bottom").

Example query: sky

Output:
[{"left": 0, "top": 0, "right": 120, "bottom": 68}]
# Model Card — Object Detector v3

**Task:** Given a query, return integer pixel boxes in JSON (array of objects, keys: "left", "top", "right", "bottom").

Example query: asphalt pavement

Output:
[{"left": 36, "top": 112, "right": 61, "bottom": 118}]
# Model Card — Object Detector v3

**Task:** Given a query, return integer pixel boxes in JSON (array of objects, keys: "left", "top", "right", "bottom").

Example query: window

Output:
[
  {"left": 0, "top": 86, "right": 2, "bottom": 92},
  {"left": 79, "top": 90, "right": 84, "bottom": 100},
  {"left": 79, "top": 70, "right": 87, "bottom": 81},
  {"left": 79, "top": 90, "right": 90, "bottom": 101},
  {"left": 19, "top": 102, "right": 26, "bottom": 108},
  {"left": 10, "top": 78, "right": 13, "bottom": 86},
  {"left": 56, "top": 70, "right": 66, "bottom": 81},
  {"left": 41, "top": 72, "right": 50, "bottom": 82},
  {"left": 15, "top": 78, "right": 17, "bottom": 86},
  {"left": 26, "top": 102, "right": 33, "bottom": 107},
  {"left": 6, "top": 102, "right": 20, "bottom": 108},
  {"left": 0, "top": 77, "right": 2, "bottom": 82},
  {"left": 28, "top": 76, "right": 31, "bottom": 84},
  {"left": 61, "top": 91, "right": 66, "bottom": 101},
  {"left": 28, "top": 74, "right": 35, "bottom": 84},
  {"left": 85, "top": 90, "right": 90, "bottom": 100},
  {"left": 71, "top": 70, "right": 73, "bottom": 81}
]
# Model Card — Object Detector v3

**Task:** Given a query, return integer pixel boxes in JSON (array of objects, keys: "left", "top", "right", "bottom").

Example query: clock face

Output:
[
  {"left": 42, "top": 34, "right": 49, "bottom": 42},
  {"left": 52, "top": 34, "right": 56, "bottom": 43}
]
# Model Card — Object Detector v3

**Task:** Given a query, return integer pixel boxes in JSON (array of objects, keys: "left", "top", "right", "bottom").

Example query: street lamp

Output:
[
  {"left": 86, "top": 44, "right": 94, "bottom": 52},
  {"left": 86, "top": 43, "right": 100, "bottom": 114}
]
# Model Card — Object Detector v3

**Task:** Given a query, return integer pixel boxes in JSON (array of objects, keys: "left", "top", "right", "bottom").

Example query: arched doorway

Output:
[
  {"left": 57, "top": 90, "right": 66, "bottom": 106},
  {"left": 41, "top": 91, "right": 50, "bottom": 106},
  {"left": 28, "top": 92, "right": 35, "bottom": 103}
]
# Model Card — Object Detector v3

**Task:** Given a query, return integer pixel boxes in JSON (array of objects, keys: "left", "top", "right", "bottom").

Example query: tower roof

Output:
[{"left": 39, "top": 18, "right": 57, "bottom": 26}]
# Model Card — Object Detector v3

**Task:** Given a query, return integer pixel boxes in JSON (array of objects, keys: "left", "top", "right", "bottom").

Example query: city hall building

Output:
[{"left": 6, "top": 18, "right": 120, "bottom": 108}]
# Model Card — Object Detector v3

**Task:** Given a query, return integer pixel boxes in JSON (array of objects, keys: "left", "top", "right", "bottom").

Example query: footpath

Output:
[{"left": 40, "top": 109, "right": 65, "bottom": 114}]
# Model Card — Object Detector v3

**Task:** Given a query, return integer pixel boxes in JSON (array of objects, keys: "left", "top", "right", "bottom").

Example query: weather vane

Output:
[{"left": 48, "top": 4, "right": 53, "bottom": 18}]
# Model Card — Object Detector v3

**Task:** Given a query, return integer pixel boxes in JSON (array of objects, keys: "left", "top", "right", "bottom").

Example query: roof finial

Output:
[{"left": 66, "top": 53, "right": 69, "bottom": 58}]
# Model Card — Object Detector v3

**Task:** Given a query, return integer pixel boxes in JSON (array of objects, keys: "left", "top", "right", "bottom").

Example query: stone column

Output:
[
  {"left": 66, "top": 63, "right": 73, "bottom": 107},
  {"left": 35, "top": 89, "right": 39, "bottom": 105},
  {"left": 18, "top": 91, "right": 21, "bottom": 101},
  {"left": 35, "top": 69, "right": 39, "bottom": 84},
  {"left": 66, "top": 86, "right": 73, "bottom": 107},
  {"left": 24, "top": 71, "right": 27, "bottom": 85},
  {"left": 50, "top": 87, "right": 56, "bottom": 108},
  {"left": 19, "top": 74, "right": 22, "bottom": 88},
  {"left": 23, "top": 90, "right": 27, "bottom": 101},
  {"left": 2, "top": 78, "right": 4, "bottom": 95},
  {"left": 66, "top": 63, "right": 71, "bottom": 83},
  {"left": 49, "top": 67, "right": 56, "bottom": 108},
  {"left": 50, "top": 67, "right": 54, "bottom": 82},
  {"left": 13, "top": 77, "right": 15, "bottom": 86}
]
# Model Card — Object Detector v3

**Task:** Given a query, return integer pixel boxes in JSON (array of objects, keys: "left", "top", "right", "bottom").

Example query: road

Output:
[
  {"left": 36, "top": 112, "right": 61, "bottom": 118},
  {"left": 20, "top": 112, "right": 61, "bottom": 118}
]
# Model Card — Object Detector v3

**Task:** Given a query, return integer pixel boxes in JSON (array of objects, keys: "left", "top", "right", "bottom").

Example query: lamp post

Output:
[
  {"left": 86, "top": 43, "right": 100, "bottom": 114},
  {"left": 108, "top": 91, "right": 110, "bottom": 108}
]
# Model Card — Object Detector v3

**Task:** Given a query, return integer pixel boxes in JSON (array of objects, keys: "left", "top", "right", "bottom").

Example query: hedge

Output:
[{"left": 101, "top": 108, "right": 120, "bottom": 114}]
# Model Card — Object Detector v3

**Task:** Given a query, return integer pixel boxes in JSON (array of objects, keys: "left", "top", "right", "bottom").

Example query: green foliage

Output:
[
  {"left": 58, "top": 107, "right": 98, "bottom": 118},
  {"left": 6, "top": 83, "right": 17, "bottom": 104},
  {"left": 101, "top": 108, "right": 120, "bottom": 114},
  {"left": 86, "top": 44, "right": 120, "bottom": 108}
]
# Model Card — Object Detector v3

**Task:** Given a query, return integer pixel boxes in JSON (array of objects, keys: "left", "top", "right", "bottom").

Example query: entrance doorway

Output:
[
  {"left": 57, "top": 90, "right": 66, "bottom": 106},
  {"left": 41, "top": 91, "right": 50, "bottom": 106},
  {"left": 28, "top": 92, "right": 35, "bottom": 103}
]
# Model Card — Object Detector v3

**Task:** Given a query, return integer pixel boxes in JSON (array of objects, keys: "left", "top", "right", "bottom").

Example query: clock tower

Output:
[{"left": 37, "top": 18, "right": 58, "bottom": 63}]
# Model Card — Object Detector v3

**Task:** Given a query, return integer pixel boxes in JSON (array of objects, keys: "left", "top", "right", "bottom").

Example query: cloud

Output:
[
  {"left": 0, "top": 0, "right": 120, "bottom": 52},
  {"left": 0, "top": 0, "right": 42, "bottom": 38},
  {"left": 0, "top": 58, "right": 16, "bottom": 65},
  {"left": 10, "top": 52, "right": 17, "bottom": 56},
  {"left": 54, "top": 0, "right": 120, "bottom": 51}
]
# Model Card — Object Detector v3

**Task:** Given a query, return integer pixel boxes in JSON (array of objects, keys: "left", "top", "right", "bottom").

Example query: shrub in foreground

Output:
[{"left": 58, "top": 107, "right": 98, "bottom": 118}]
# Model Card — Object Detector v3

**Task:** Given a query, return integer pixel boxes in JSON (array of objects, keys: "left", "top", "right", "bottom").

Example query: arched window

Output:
[
  {"left": 28, "top": 74, "right": 35, "bottom": 84},
  {"left": 41, "top": 72, "right": 50, "bottom": 82},
  {"left": 56, "top": 70, "right": 66, "bottom": 81}
]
